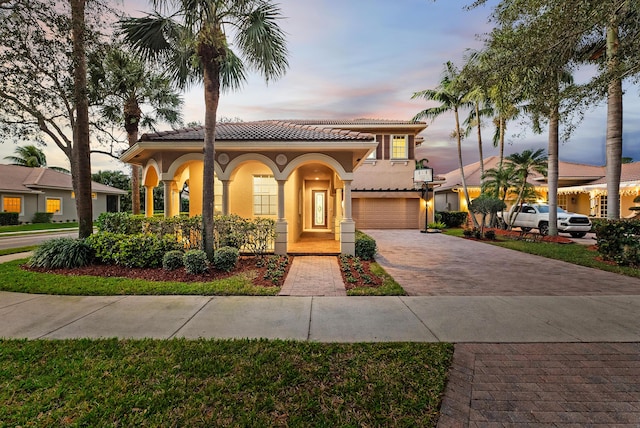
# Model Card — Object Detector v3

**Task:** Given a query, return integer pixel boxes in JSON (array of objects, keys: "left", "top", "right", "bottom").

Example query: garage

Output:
[{"left": 352, "top": 198, "right": 420, "bottom": 229}]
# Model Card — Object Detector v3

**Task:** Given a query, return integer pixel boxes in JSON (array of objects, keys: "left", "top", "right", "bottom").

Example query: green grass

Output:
[
  {"left": 0, "top": 222, "right": 78, "bottom": 233},
  {"left": 347, "top": 262, "right": 406, "bottom": 296},
  {"left": 0, "top": 259, "right": 280, "bottom": 296},
  {"left": 0, "top": 339, "right": 453, "bottom": 427},
  {"left": 0, "top": 246, "right": 37, "bottom": 256},
  {"left": 444, "top": 228, "right": 640, "bottom": 278}
]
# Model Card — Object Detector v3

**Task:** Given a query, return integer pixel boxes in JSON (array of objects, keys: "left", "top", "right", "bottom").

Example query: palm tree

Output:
[
  {"left": 90, "top": 46, "right": 183, "bottom": 214},
  {"left": 504, "top": 148, "right": 547, "bottom": 226},
  {"left": 4, "top": 145, "right": 69, "bottom": 173},
  {"left": 120, "top": 0, "right": 288, "bottom": 259},
  {"left": 412, "top": 61, "right": 478, "bottom": 227},
  {"left": 481, "top": 163, "right": 516, "bottom": 227}
]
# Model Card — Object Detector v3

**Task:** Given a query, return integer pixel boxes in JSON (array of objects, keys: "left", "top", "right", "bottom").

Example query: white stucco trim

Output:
[
  {"left": 222, "top": 153, "right": 279, "bottom": 181},
  {"left": 164, "top": 153, "right": 224, "bottom": 181}
]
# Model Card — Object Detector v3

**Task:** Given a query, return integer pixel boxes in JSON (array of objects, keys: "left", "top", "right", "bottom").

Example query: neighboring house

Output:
[
  {"left": 0, "top": 164, "right": 127, "bottom": 223},
  {"left": 119, "top": 119, "right": 430, "bottom": 255},
  {"left": 435, "top": 155, "right": 640, "bottom": 218}
]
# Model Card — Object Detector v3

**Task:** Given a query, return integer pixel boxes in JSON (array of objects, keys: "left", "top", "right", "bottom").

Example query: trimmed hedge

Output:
[
  {"left": 184, "top": 249, "right": 208, "bottom": 274},
  {"left": 355, "top": 231, "right": 377, "bottom": 260},
  {"left": 213, "top": 246, "right": 240, "bottom": 272},
  {"left": 436, "top": 211, "right": 468, "bottom": 228},
  {"left": 31, "top": 212, "right": 53, "bottom": 224},
  {"left": 86, "top": 232, "right": 182, "bottom": 268},
  {"left": 0, "top": 212, "right": 19, "bottom": 226},
  {"left": 162, "top": 250, "right": 184, "bottom": 271},
  {"left": 594, "top": 219, "right": 640, "bottom": 267}
]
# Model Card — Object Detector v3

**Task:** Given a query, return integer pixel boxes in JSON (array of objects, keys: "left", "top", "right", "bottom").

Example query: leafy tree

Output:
[
  {"left": 121, "top": 0, "right": 289, "bottom": 259},
  {"left": 469, "top": 194, "right": 506, "bottom": 235},
  {"left": 89, "top": 45, "right": 183, "bottom": 215},
  {"left": 0, "top": 0, "right": 110, "bottom": 238},
  {"left": 412, "top": 61, "right": 478, "bottom": 227}
]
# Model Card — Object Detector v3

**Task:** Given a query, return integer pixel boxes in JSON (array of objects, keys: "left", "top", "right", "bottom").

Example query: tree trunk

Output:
[
  {"left": 476, "top": 102, "right": 484, "bottom": 185},
  {"left": 455, "top": 107, "right": 478, "bottom": 228},
  {"left": 125, "top": 98, "right": 142, "bottom": 215},
  {"left": 70, "top": 0, "right": 92, "bottom": 238},
  {"left": 606, "top": 23, "right": 622, "bottom": 220},
  {"left": 547, "top": 104, "right": 559, "bottom": 236},
  {"left": 201, "top": 52, "right": 221, "bottom": 261},
  {"left": 499, "top": 116, "right": 505, "bottom": 168}
]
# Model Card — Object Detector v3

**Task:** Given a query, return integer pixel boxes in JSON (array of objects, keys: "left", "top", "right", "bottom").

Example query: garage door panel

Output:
[{"left": 353, "top": 198, "right": 419, "bottom": 229}]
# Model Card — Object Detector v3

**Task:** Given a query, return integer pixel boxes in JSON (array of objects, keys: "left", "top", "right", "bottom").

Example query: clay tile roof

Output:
[{"left": 140, "top": 121, "right": 375, "bottom": 142}]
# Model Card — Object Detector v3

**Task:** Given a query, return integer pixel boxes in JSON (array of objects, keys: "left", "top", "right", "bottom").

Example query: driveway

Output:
[{"left": 365, "top": 230, "right": 640, "bottom": 296}]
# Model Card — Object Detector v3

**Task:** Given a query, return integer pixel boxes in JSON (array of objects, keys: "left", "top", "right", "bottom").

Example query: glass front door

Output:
[{"left": 312, "top": 190, "right": 326, "bottom": 228}]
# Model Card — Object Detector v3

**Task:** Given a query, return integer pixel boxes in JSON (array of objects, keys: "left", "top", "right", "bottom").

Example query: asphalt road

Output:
[{"left": 0, "top": 230, "right": 78, "bottom": 250}]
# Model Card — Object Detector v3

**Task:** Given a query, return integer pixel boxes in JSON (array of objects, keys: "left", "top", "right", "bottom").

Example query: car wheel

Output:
[
  {"left": 521, "top": 227, "right": 532, "bottom": 232},
  {"left": 570, "top": 232, "right": 587, "bottom": 238},
  {"left": 538, "top": 222, "right": 548, "bottom": 236}
]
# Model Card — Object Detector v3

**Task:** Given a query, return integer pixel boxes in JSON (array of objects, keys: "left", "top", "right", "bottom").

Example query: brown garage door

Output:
[{"left": 353, "top": 198, "right": 420, "bottom": 229}]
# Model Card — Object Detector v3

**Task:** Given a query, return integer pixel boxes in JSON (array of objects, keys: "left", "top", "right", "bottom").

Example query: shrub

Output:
[
  {"left": 31, "top": 212, "right": 53, "bottom": 224},
  {"left": 213, "top": 246, "right": 240, "bottom": 272},
  {"left": 115, "top": 234, "right": 182, "bottom": 268},
  {"left": 484, "top": 229, "right": 496, "bottom": 240},
  {"left": 0, "top": 212, "right": 19, "bottom": 226},
  {"left": 355, "top": 231, "right": 377, "bottom": 260},
  {"left": 85, "top": 232, "right": 122, "bottom": 264},
  {"left": 162, "top": 250, "right": 184, "bottom": 271},
  {"left": 427, "top": 221, "right": 447, "bottom": 230},
  {"left": 594, "top": 219, "right": 640, "bottom": 267},
  {"left": 436, "top": 211, "right": 468, "bottom": 228},
  {"left": 30, "top": 238, "right": 93, "bottom": 269},
  {"left": 243, "top": 217, "right": 276, "bottom": 256},
  {"left": 183, "top": 249, "right": 208, "bottom": 274}
]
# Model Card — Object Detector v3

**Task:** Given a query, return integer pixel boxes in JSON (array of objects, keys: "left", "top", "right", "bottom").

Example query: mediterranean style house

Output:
[
  {"left": 0, "top": 164, "right": 127, "bottom": 223},
  {"left": 120, "top": 119, "right": 430, "bottom": 255},
  {"left": 435, "top": 155, "right": 640, "bottom": 218}
]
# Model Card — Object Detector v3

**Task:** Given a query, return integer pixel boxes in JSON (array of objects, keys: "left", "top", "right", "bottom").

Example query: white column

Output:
[
  {"left": 275, "top": 179, "right": 288, "bottom": 255},
  {"left": 222, "top": 180, "right": 230, "bottom": 215},
  {"left": 340, "top": 180, "right": 355, "bottom": 256},
  {"left": 334, "top": 187, "right": 343, "bottom": 241}
]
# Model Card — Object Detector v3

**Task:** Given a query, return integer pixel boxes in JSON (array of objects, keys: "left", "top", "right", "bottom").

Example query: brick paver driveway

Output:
[
  {"left": 366, "top": 230, "right": 640, "bottom": 296},
  {"left": 366, "top": 230, "right": 640, "bottom": 426}
]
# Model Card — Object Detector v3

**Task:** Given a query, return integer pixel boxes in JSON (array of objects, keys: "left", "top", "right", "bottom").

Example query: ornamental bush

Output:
[
  {"left": 436, "top": 211, "right": 468, "bottom": 228},
  {"left": 213, "top": 246, "right": 240, "bottom": 272},
  {"left": 355, "top": 231, "right": 376, "bottom": 261},
  {"left": 594, "top": 219, "right": 640, "bottom": 267},
  {"left": 30, "top": 238, "right": 93, "bottom": 269},
  {"left": 85, "top": 232, "right": 122, "bottom": 264},
  {"left": 31, "top": 212, "right": 53, "bottom": 224},
  {"left": 0, "top": 212, "right": 19, "bottom": 226},
  {"left": 87, "top": 232, "right": 181, "bottom": 268},
  {"left": 162, "top": 250, "right": 184, "bottom": 271},
  {"left": 183, "top": 249, "right": 208, "bottom": 274}
]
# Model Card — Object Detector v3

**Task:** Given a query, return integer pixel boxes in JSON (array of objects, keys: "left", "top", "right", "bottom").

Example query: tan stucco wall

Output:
[
  {"left": 285, "top": 169, "right": 302, "bottom": 242},
  {"left": 227, "top": 161, "right": 274, "bottom": 219},
  {"left": 352, "top": 161, "right": 416, "bottom": 190}
]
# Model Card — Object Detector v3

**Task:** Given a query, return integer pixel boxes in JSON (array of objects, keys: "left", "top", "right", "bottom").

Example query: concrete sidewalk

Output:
[{"left": 2, "top": 292, "right": 640, "bottom": 341}]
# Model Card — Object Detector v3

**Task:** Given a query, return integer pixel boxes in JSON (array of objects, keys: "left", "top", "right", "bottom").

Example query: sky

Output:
[{"left": 2, "top": 0, "right": 639, "bottom": 176}]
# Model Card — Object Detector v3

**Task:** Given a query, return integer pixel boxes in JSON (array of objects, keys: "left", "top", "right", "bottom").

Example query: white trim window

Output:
[
  {"left": 557, "top": 194, "right": 568, "bottom": 210},
  {"left": 253, "top": 175, "right": 277, "bottom": 216},
  {"left": 2, "top": 195, "right": 23, "bottom": 215},
  {"left": 391, "top": 135, "right": 408, "bottom": 160},
  {"left": 599, "top": 195, "right": 607, "bottom": 218},
  {"left": 46, "top": 197, "right": 62, "bottom": 215},
  {"left": 366, "top": 137, "right": 378, "bottom": 160}
]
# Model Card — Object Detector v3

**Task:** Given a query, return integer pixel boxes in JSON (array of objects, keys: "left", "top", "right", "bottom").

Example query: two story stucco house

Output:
[
  {"left": 0, "top": 164, "right": 127, "bottom": 223},
  {"left": 120, "top": 119, "right": 430, "bottom": 255}
]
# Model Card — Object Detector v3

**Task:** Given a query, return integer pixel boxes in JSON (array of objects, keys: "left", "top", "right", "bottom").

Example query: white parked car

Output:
[{"left": 497, "top": 203, "right": 592, "bottom": 237}]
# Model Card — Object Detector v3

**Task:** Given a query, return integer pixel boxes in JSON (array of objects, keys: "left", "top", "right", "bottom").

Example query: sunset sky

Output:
[{"left": 2, "top": 0, "right": 639, "bottom": 176}]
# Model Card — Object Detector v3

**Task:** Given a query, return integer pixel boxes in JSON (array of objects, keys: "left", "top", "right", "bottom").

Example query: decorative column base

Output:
[
  {"left": 275, "top": 220, "right": 288, "bottom": 255},
  {"left": 340, "top": 219, "right": 356, "bottom": 256}
]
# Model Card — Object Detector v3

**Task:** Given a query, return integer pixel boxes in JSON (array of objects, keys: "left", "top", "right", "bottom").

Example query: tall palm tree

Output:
[
  {"left": 90, "top": 46, "right": 183, "bottom": 214},
  {"left": 4, "top": 144, "right": 70, "bottom": 173},
  {"left": 4, "top": 145, "right": 47, "bottom": 167},
  {"left": 412, "top": 61, "right": 478, "bottom": 227},
  {"left": 120, "top": 0, "right": 288, "bottom": 259},
  {"left": 504, "top": 148, "right": 547, "bottom": 225},
  {"left": 481, "top": 163, "right": 516, "bottom": 228}
]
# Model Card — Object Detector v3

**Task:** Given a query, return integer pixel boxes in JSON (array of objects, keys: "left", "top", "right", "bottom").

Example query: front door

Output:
[{"left": 312, "top": 190, "right": 327, "bottom": 228}]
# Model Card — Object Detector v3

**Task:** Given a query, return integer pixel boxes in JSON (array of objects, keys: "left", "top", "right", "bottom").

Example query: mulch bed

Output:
[
  {"left": 338, "top": 257, "right": 384, "bottom": 290},
  {"left": 25, "top": 256, "right": 291, "bottom": 288},
  {"left": 484, "top": 228, "right": 574, "bottom": 244}
]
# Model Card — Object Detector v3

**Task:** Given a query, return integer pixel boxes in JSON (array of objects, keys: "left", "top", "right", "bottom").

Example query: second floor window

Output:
[
  {"left": 391, "top": 135, "right": 408, "bottom": 159},
  {"left": 253, "top": 175, "right": 277, "bottom": 216}
]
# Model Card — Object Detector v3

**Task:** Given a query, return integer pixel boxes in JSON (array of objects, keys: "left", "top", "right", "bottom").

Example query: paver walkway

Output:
[
  {"left": 278, "top": 256, "right": 346, "bottom": 296},
  {"left": 438, "top": 343, "right": 640, "bottom": 427}
]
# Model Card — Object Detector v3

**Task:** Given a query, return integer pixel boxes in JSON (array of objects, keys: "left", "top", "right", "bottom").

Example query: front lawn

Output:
[
  {"left": 0, "top": 246, "right": 37, "bottom": 256},
  {"left": 0, "top": 259, "right": 280, "bottom": 296},
  {"left": 444, "top": 228, "right": 640, "bottom": 278},
  {"left": 0, "top": 339, "right": 453, "bottom": 427},
  {"left": 0, "top": 222, "right": 78, "bottom": 233}
]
